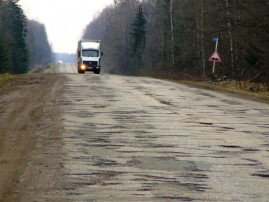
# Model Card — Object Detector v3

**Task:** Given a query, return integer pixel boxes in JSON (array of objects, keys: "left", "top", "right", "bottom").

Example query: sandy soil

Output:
[{"left": 0, "top": 74, "right": 65, "bottom": 201}]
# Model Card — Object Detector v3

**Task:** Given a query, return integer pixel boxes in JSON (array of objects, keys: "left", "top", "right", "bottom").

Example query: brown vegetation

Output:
[{"left": 83, "top": 0, "right": 269, "bottom": 83}]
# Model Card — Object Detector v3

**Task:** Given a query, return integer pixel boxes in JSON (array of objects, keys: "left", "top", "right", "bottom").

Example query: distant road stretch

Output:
[{"left": 54, "top": 63, "right": 77, "bottom": 73}]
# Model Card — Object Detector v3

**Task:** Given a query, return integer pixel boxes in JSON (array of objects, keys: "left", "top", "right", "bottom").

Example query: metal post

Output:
[{"left": 212, "top": 38, "right": 218, "bottom": 74}]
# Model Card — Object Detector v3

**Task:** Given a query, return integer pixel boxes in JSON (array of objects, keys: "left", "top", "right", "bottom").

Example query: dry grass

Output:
[
  {"left": 139, "top": 69, "right": 269, "bottom": 103},
  {"left": 0, "top": 74, "right": 18, "bottom": 87},
  {"left": 180, "top": 80, "right": 269, "bottom": 103}
]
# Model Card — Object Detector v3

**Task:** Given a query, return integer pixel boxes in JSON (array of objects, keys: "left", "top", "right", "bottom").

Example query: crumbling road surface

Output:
[{"left": 1, "top": 63, "right": 269, "bottom": 201}]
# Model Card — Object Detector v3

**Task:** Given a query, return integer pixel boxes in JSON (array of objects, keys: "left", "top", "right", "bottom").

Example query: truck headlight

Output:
[{"left": 80, "top": 64, "right": 86, "bottom": 70}]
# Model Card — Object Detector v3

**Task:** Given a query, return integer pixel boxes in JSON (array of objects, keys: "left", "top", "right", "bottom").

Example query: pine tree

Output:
[
  {"left": 0, "top": 37, "right": 11, "bottom": 73},
  {"left": 129, "top": 5, "right": 146, "bottom": 74},
  {"left": 9, "top": 0, "right": 29, "bottom": 74},
  {"left": 0, "top": 0, "right": 29, "bottom": 74}
]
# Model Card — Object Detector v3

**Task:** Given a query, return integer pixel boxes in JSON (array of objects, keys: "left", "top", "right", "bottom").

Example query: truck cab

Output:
[{"left": 77, "top": 40, "right": 102, "bottom": 74}]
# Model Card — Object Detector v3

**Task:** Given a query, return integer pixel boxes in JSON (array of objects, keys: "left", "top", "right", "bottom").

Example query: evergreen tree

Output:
[
  {"left": 0, "top": 0, "right": 29, "bottom": 74},
  {"left": 9, "top": 0, "right": 29, "bottom": 74},
  {"left": 0, "top": 37, "right": 11, "bottom": 73},
  {"left": 26, "top": 19, "right": 54, "bottom": 69},
  {"left": 129, "top": 5, "right": 146, "bottom": 74}
]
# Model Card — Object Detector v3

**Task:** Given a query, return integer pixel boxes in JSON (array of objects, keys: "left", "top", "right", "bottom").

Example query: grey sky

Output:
[{"left": 19, "top": 0, "right": 114, "bottom": 53}]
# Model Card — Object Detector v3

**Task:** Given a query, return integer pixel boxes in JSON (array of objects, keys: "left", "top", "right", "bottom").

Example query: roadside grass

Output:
[
  {"left": 0, "top": 74, "right": 18, "bottom": 88},
  {"left": 179, "top": 80, "right": 269, "bottom": 103},
  {"left": 31, "top": 63, "right": 54, "bottom": 73},
  {"left": 0, "top": 64, "right": 56, "bottom": 88},
  {"left": 139, "top": 70, "right": 269, "bottom": 104},
  {"left": 44, "top": 63, "right": 56, "bottom": 73}
]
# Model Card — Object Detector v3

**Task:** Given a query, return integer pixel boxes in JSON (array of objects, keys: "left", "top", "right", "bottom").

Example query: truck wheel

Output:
[
  {"left": 78, "top": 70, "right": 85, "bottom": 74},
  {"left": 94, "top": 70, "right": 100, "bottom": 74}
]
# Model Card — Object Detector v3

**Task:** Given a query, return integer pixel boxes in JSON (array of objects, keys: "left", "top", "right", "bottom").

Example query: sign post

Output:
[{"left": 210, "top": 38, "right": 221, "bottom": 74}]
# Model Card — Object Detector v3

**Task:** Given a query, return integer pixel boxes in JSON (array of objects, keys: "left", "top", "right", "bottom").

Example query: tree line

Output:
[
  {"left": 26, "top": 19, "right": 54, "bottom": 70},
  {"left": 83, "top": 0, "right": 268, "bottom": 82},
  {"left": 0, "top": 0, "right": 53, "bottom": 74}
]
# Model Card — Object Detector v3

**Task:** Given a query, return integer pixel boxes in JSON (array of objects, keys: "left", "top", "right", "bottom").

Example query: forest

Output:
[
  {"left": 83, "top": 0, "right": 269, "bottom": 83},
  {"left": 0, "top": 0, "right": 53, "bottom": 74}
]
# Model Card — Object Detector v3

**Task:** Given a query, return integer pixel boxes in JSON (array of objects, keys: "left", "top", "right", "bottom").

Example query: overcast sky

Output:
[{"left": 19, "top": 0, "right": 114, "bottom": 53}]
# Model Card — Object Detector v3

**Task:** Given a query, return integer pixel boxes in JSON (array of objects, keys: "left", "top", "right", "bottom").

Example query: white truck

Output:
[{"left": 77, "top": 39, "right": 102, "bottom": 74}]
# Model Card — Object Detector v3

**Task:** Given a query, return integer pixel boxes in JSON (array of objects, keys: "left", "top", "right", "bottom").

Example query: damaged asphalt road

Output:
[{"left": 1, "top": 64, "right": 269, "bottom": 201}]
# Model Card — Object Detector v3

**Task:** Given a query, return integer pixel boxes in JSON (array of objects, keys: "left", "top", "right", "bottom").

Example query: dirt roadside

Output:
[
  {"left": 177, "top": 80, "right": 269, "bottom": 104},
  {"left": 0, "top": 74, "right": 65, "bottom": 201}
]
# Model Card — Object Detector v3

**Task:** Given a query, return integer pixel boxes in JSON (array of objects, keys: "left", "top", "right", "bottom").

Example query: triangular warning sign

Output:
[{"left": 209, "top": 51, "right": 221, "bottom": 62}]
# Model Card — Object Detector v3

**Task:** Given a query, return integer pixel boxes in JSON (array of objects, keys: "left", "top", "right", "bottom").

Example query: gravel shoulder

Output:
[{"left": 0, "top": 74, "right": 65, "bottom": 201}]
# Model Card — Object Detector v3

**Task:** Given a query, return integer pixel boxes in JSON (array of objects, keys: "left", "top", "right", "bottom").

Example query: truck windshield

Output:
[{"left": 82, "top": 50, "right": 99, "bottom": 57}]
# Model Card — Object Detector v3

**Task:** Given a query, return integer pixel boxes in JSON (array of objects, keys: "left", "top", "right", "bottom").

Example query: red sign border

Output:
[{"left": 209, "top": 51, "right": 221, "bottom": 62}]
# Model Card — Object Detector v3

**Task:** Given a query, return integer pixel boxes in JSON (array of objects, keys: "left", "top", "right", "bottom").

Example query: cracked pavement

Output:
[{"left": 1, "top": 64, "right": 268, "bottom": 201}]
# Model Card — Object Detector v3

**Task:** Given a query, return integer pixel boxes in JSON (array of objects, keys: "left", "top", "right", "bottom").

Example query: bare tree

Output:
[{"left": 170, "top": 0, "right": 175, "bottom": 71}]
